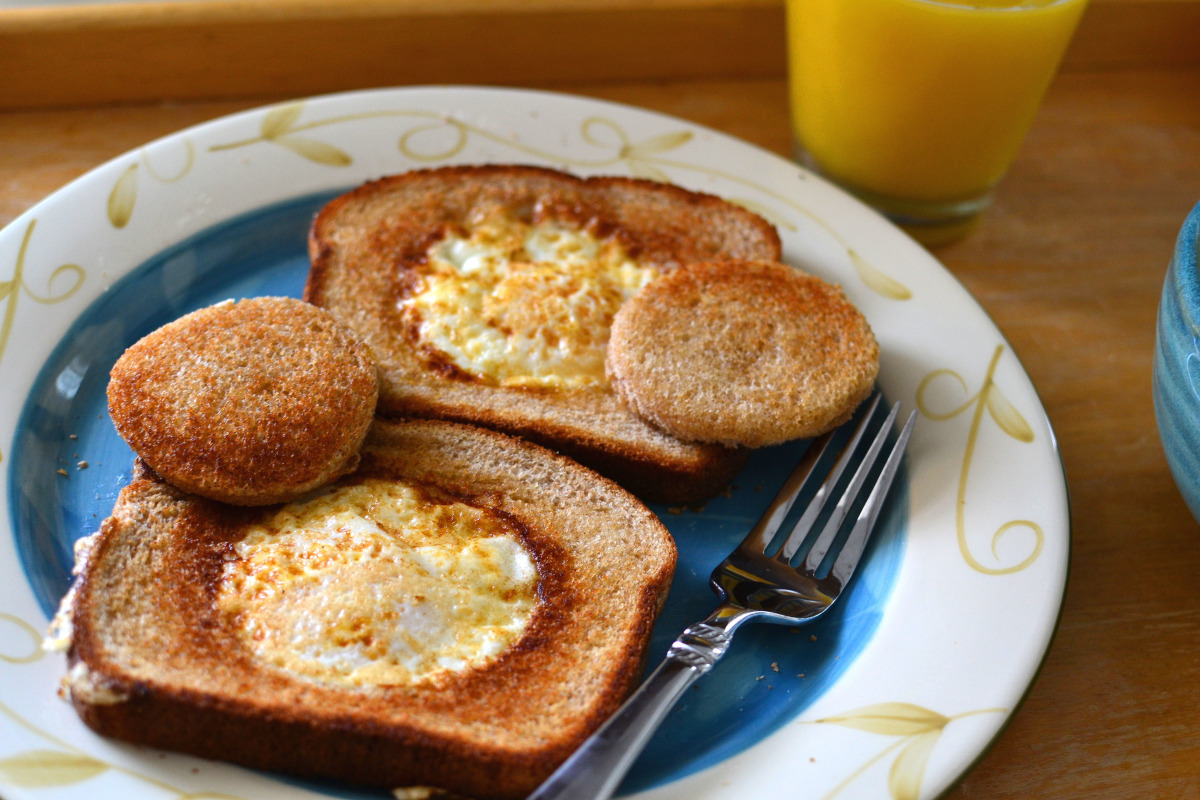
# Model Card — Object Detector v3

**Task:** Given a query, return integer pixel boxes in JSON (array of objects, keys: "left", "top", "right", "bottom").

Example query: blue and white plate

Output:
[{"left": 0, "top": 86, "right": 1068, "bottom": 800}]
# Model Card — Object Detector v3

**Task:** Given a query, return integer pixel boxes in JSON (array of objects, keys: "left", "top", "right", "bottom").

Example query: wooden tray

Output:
[{"left": 1, "top": 0, "right": 1197, "bottom": 111}]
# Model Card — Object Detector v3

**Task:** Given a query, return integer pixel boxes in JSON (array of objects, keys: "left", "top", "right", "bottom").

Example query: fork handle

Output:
[{"left": 526, "top": 619, "right": 737, "bottom": 800}]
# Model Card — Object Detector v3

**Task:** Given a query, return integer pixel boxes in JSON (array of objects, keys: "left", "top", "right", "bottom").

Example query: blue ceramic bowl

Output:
[{"left": 1154, "top": 200, "right": 1200, "bottom": 523}]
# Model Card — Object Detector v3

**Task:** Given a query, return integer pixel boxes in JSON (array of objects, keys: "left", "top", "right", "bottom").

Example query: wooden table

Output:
[{"left": 3, "top": 1, "right": 1199, "bottom": 797}]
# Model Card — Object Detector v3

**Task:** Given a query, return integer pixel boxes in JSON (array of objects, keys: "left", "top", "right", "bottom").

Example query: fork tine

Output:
[
  {"left": 799, "top": 401, "right": 907, "bottom": 574},
  {"left": 827, "top": 407, "right": 916, "bottom": 586},
  {"left": 739, "top": 393, "right": 883, "bottom": 556},
  {"left": 737, "top": 433, "right": 832, "bottom": 554},
  {"left": 774, "top": 393, "right": 884, "bottom": 563}
]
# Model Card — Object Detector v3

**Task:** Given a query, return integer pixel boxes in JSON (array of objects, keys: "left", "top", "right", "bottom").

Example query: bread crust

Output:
[
  {"left": 63, "top": 419, "right": 676, "bottom": 800},
  {"left": 107, "top": 297, "right": 379, "bottom": 505},
  {"left": 304, "top": 165, "right": 780, "bottom": 502},
  {"left": 607, "top": 260, "right": 880, "bottom": 447}
]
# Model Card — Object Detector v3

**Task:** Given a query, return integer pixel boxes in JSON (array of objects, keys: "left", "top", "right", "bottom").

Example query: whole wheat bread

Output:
[
  {"left": 53, "top": 418, "right": 676, "bottom": 800},
  {"left": 304, "top": 165, "right": 784, "bottom": 502},
  {"left": 107, "top": 296, "right": 379, "bottom": 506},
  {"left": 606, "top": 259, "right": 879, "bottom": 447}
]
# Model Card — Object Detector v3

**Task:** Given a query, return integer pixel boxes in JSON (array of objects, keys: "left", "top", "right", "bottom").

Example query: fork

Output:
[{"left": 527, "top": 393, "right": 916, "bottom": 800}]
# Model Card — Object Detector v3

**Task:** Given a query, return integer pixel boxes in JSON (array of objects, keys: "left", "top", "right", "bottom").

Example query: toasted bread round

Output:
[
  {"left": 57, "top": 418, "right": 676, "bottom": 800},
  {"left": 607, "top": 259, "right": 879, "bottom": 447},
  {"left": 107, "top": 296, "right": 379, "bottom": 505}
]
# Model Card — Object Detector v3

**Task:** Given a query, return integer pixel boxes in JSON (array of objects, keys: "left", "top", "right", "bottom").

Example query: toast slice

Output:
[
  {"left": 51, "top": 418, "right": 676, "bottom": 800},
  {"left": 304, "top": 165, "right": 783, "bottom": 502}
]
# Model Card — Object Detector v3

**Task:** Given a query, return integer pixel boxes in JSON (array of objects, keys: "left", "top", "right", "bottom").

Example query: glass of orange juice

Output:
[{"left": 786, "top": 0, "right": 1088, "bottom": 245}]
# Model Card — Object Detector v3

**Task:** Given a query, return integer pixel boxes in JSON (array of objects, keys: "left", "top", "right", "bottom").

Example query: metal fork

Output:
[{"left": 527, "top": 393, "right": 916, "bottom": 800}]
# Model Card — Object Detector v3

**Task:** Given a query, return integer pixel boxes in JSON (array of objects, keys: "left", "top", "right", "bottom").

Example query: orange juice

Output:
[{"left": 786, "top": 0, "right": 1087, "bottom": 225}]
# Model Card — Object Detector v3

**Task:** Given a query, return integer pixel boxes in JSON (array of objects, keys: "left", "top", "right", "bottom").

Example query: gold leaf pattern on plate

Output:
[
  {"left": 0, "top": 613, "right": 45, "bottom": 664},
  {"left": 0, "top": 218, "right": 86, "bottom": 463},
  {"left": 888, "top": 729, "right": 943, "bottom": 800},
  {"left": 621, "top": 130, "right": 695, "bottom": 158},
  {"left": 0, "top": 220, "right": 86, "bottom": 366},
  {"left": 106, "top": 163, "right": 138, "bottom": 229},
  {"left": 103, "top": 140, "right": 197, "bottom": 229},
  {"left": 849, "top": 249, "right": 913, "bottom": 301},
  {"left": 627, "top": 161, "right": 673, "bottom": 183},
  {"left": 260, "top": 102, "right": 305, "bottom": 140},
  {"left": 810, "top": 703, "right": 1004, "bottom": 800},
  {"left": 398, "top": 119, "right": 469, "bottom": 161},
  {"left": 986, "top": 384, "right": 1036, "bottom": 443},
  {"left": 205, "top": 105, "right": 911, "bottom": 299},
  {"left": 0, "top": 696, "right": 251, "bottom": 798},
  {"left": 579, "top": 116, "right": 630, "bottom": 151},
  {"left": 816, "top": 702, "right": 950, "bottom": 737},
  {"left": 141, "top": 139, "right": 196, "bottom": 184},
  {"left": 273, "top": 135, "right": 353, "bottom": 167},
  {"left": 0, "top": 750, "right": 109, "bottom": 787},
  {"left": 916, "top": 344, "right": 1044, "bottom": 575},
  {"left": 212, "top": 101, "right": 358, "bottom": 166}
]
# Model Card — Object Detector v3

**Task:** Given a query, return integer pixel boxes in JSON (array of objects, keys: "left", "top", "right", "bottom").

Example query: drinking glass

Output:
[{"left": 786, "top": 0, "right": 1088, "bottom": 245}]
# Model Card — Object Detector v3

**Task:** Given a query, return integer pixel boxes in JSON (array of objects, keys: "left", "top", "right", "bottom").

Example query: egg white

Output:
[
  {"left": 406, "top": 215, "right": 658, "bottom": 389},
  {"left": 218, "top": 479, "right": 539, "bottom": 688}
]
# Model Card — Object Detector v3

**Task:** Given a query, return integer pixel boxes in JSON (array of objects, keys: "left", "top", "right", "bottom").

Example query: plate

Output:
[{"left": 0, "top": 86, "right": 1068, "bottom": 800}]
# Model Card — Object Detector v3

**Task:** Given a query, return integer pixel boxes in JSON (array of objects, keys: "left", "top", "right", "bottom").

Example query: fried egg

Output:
[
  {"left": 217, "top": 479, "right": 539, "bottom": 688},
  {"left": 404, "top": 215, "right": 658, "bottom": 389}
]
